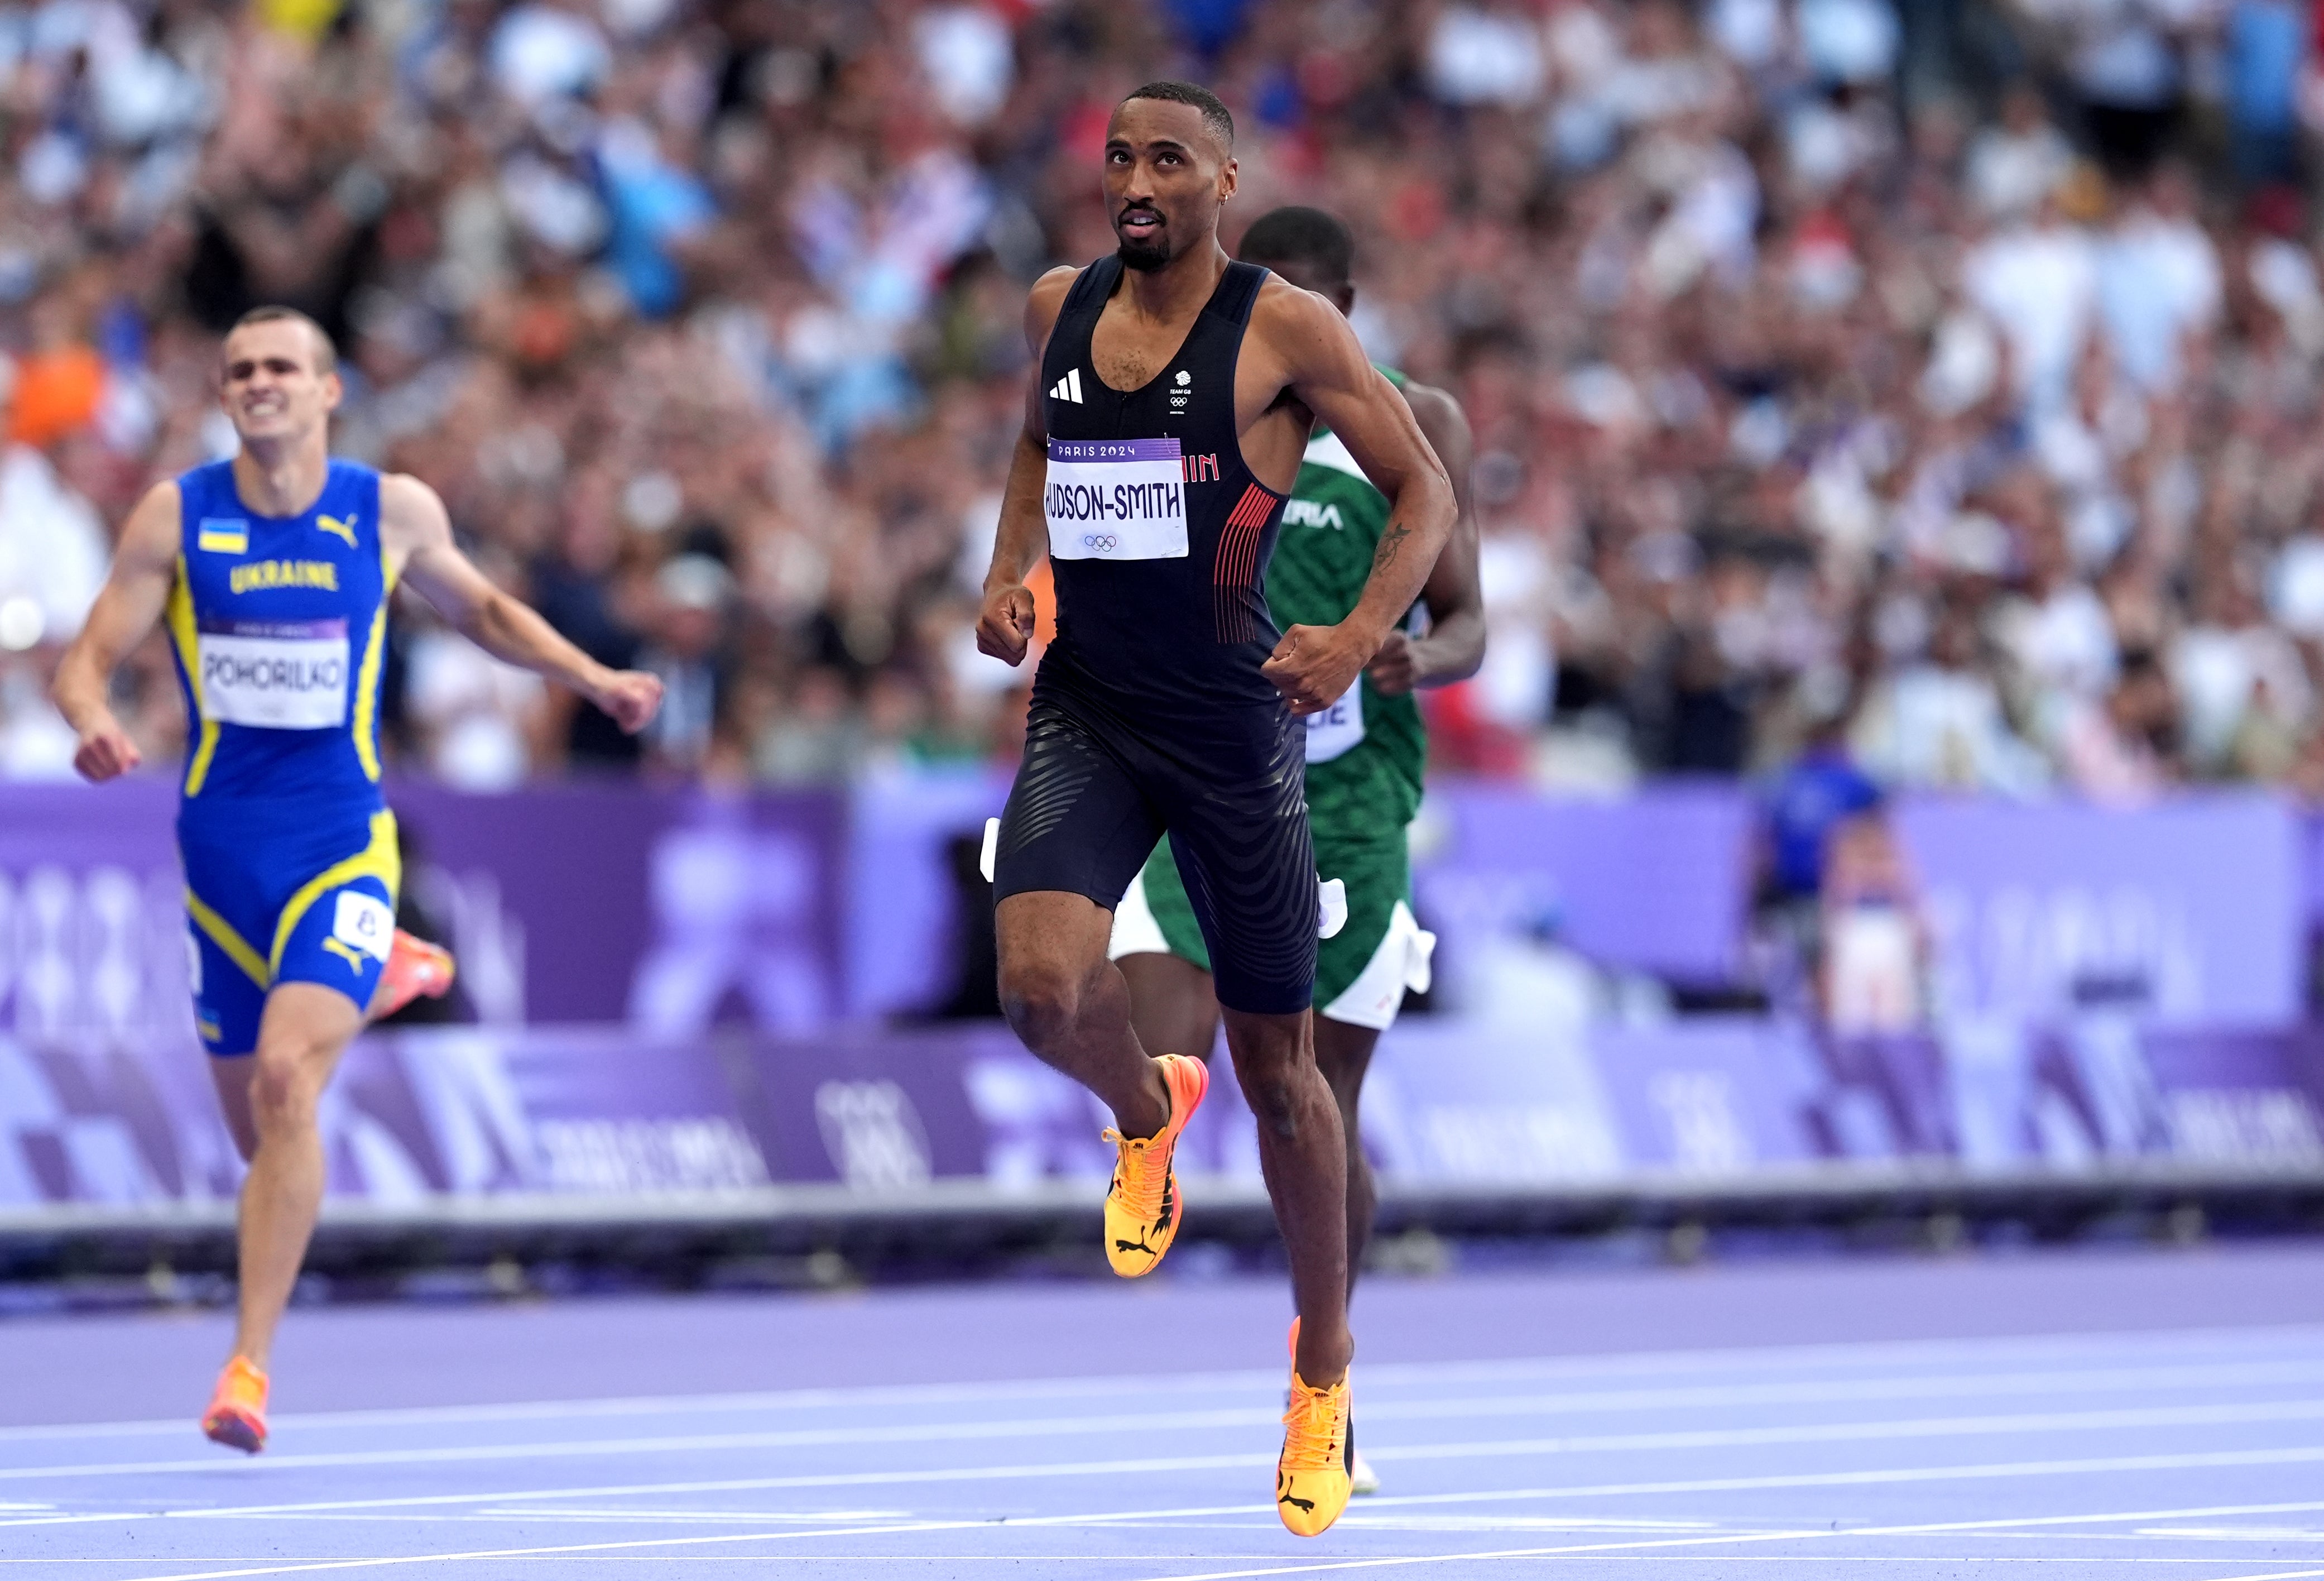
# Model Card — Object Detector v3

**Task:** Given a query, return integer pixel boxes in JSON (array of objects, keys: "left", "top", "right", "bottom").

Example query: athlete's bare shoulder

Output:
[
  {"left": 378, "top": 471, "right": 453, "bottom": 555},
  {"left": 1024, "top": 264, "right": 1082, "bottom": 353},
  {"left": 113, "top": 479, "right": 183, "bottom": 572},
  {"left": 1398, "top": 379, "right": 1471, "bottom": 453},
  {"left": 1246, "top": 272, "right": 1360, "bottom": 379}
]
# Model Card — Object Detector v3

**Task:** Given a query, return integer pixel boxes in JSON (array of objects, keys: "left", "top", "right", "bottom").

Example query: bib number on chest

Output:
[
  {"left": 197, "top": 618, "right": 350, "bottom": 729},
  {"left": 1304, "top": 683, "right": 1365, "bottom": 763},
  {"left": 1044, "top": 437, "right": 1188, "bottom": 561}
]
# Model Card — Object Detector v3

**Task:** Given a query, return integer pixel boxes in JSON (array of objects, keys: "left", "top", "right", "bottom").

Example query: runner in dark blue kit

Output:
[{"left": 976, "top": 82, "right": 1455, "bottom": 1536}]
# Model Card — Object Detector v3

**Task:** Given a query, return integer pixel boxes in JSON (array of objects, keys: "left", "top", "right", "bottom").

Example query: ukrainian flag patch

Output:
[{"left": 198, "top": 519, "right": 249, "bottom": 554}]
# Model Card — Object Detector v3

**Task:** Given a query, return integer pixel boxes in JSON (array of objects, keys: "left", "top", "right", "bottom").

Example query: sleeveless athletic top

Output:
[
  {"left": 1037, "top": 255, "right": 1290, "bottom": 718},
  {"left": 1268, "top": 366, "right": 1426, "bottom": 833},
  {"left": 166, "top": 458, "right": 393, "bottom": 808}
]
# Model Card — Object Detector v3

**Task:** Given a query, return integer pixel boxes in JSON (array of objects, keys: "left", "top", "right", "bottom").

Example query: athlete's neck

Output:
[
  {"left": 1121, "top": 239, "right": 1230, "bottom": 323},
  {"left": 231, "top": 433, "right": 331, "bottom": 519}
]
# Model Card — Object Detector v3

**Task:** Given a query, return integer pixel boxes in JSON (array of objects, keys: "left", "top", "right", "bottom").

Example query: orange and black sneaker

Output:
[
  {"left": 371, "top": 931, "right": 456, "bottom": 1023},
  {"left": 1290, "top": 1318, "right": 1378, "bottom": 1495},
  {"left": 1100, "top": 1052, "right": 1209, "bottom": 1277},
  {"left": 200, "top": 1357, "right": 269, "bottom": 1454},
  {"left": 1277, "top": 1362, "right": 1353, "bottom": 1536}
]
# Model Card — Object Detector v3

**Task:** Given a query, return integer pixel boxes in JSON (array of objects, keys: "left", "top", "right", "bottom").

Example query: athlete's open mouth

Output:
[{"left": 1118, "top": 207, "right": 1163, "bottom": 238}]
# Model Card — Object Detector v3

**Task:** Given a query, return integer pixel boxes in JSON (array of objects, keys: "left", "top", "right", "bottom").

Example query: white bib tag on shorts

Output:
[
  {"left": 332, "top": 890, "right": 394, "bottom": 962},
  {"left": 198, "top": 618, "right": 350, "bottom": 729},
  {"left": 1045, "top": 437, "right": 1188, "bottom": 561},
  {"left": 1304, "top": 683, "right": 1365, "bottom": 763}
]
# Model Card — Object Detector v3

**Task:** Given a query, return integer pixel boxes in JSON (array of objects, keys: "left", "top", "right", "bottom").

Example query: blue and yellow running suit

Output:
[{"left": 166, "top": 458, "right": 399, "bottom": 1055}]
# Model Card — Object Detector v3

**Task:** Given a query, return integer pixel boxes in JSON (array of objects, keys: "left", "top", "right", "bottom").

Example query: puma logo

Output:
[
  {"left": 318, "top": 514, "right": 359, "bottom": 548},
  {"left": 1278, "top": 1479, "right": 1314, "bottom": 1514},
  {"left": 322, "top": 937, "right": 369, "bottom": 972},
  {"left": 1114, "top": 1230, "right": 1158, "bottom": 1258}
]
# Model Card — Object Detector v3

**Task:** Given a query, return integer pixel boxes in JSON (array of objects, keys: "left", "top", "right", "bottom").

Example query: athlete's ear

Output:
[
  {"left": 1218, "top": 156, "right": 1237, "bottom": 205},
  {"left": 321, "top": 368, "right": 344, "bottom": 414}
]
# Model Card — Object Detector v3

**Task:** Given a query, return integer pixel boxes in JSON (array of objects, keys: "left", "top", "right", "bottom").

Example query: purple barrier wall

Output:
[
  {"left": 1893, "top": 793, "right": 2306, "bottom": 1029},
  {"left": 0, "top": 780, "right": 2312, "bottom": 1038},
  {"left": 6, "top": 1015, "right": 2320, "bottom": 1211},
  {"left": 0, "top": 779, "right": 848, "bottom": 1037}
]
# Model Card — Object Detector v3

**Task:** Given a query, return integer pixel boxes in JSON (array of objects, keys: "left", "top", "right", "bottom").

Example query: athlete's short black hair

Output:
[
  {"left": 1121, "top": 80, "right": 1234, "bottom": 154},
  {"left": 225, "top": 305, "right": 338, "bottom": 376},
  {"left": 1237, "top": 206, "right": 1355, "bottom": 288}
]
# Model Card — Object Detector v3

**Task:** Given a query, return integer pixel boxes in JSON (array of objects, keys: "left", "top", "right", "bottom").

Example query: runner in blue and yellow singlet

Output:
[
  {"left": 1108, "top": 207, "right": 1485, "bottom": 1498},
  {"left": 54, "top": 306, "right": 664, "bottom": 1454}
]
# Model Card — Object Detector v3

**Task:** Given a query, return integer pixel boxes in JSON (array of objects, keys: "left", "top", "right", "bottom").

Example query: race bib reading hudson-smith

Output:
[
  {"left": 198, "top": 617, "right": 350, "bottom": 729},
  {"left": 1045, "top": 437, "right": 1189, "bottom": 561}
]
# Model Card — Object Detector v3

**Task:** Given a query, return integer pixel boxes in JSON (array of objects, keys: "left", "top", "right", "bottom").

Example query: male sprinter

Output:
[
  {"left": 1109, "top": 206, "right": 1484, "bottom": 1497},
  {"left": 53, "top": 306, "right": 662, "bottom": 1451},
  {"left": 976, "top": 84, "right": 1454, "bottom": 1536}
]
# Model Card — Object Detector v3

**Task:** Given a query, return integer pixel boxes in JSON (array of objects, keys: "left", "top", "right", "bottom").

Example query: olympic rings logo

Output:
[{"left": 1083, "top": 534, "right": 1118, "bottom": 551}]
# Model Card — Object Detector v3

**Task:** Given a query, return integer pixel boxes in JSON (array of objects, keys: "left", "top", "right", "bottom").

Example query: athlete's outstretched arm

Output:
[
  {"left": 382, "top": 474, "right": 663, "bottom": 732},
  {"left": 53, "top": 482, "right": 183, "bottom": 782},
  {"left": 977, "top": 266, "right": 1079, "bottom": 666},
  {"left": 1256, "top": 291, "right": 1454, "bottom": 715},
  {"left": 1367, "top": 380, "right": 1483, "bottom": 695}
]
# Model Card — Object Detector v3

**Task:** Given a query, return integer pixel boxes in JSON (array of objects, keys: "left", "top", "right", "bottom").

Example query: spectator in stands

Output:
[{"left": 2, "top": 0, "right": 2323, "bottom": 820}]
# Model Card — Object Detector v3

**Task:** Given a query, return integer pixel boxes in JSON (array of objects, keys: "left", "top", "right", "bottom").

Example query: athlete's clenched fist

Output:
[
  {"left": 977, "top": 583, "right": 1038, "bottom": 665},
  {"left": 590, "top": 669, "right": 665, "bottom": 734},
  {"left": 1262, "top": 620, "right": 1379, "bottom": 717},
  {"left": 71, "top": 715, "right": 142, "bottom": 783}
]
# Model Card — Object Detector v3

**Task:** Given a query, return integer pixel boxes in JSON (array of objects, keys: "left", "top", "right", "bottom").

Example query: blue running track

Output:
[{"left": 3, "top": 1243, "right": 2324, "bottom": 1579}]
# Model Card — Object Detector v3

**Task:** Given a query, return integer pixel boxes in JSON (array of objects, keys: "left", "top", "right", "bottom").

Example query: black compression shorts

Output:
[{"left": 993, "top": 685, "right": 1317, "bottom": 1016}]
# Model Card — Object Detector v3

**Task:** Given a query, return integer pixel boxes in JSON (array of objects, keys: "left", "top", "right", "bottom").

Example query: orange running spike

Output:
[
  {"left": 1100, "top": 1053, "right": 1209, "bottom": 1277},
  {"left": 200, "top": 1357, "right": 269, "bottom": 1454},
  {"left": 371, "top": 931, "right": 456, "bottom": 1022}
]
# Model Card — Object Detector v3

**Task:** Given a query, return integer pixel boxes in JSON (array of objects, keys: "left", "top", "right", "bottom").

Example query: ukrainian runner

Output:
[{"left": 52, "top": 307, "right": 663, "bottom": 1453}]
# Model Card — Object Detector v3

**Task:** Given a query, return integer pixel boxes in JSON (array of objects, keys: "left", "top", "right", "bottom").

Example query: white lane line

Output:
[
  {"left": 113, "top": 1518, "right": 998, "bottom": 1581},
  {"left": 1131, "top": 1498, "right": 2324, "bottom": 1581},
  {"left": 75, "top": 1492, "right": 2324, "bottom": 1581},
  {"left": 116, "top": 1497, "right": 1676, "bottom": 1581},
  {"left": 16, "top": 1446, "right": 2324, "bottom": 1543},
  {"left": 17, "top": 1394, "right": 2324, "bottom": 1486},
  {"left": 18, "top": 1356, "right": 2324, "bottom": 1465},
  {"left": 16, "top": 1320, "right": 2323, "bottom": 1444}
]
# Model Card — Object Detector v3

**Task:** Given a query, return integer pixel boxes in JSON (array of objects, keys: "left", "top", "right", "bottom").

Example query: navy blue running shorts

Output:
[{"left": 993, "top": 682, "right": 1317, "bottom": 1016}]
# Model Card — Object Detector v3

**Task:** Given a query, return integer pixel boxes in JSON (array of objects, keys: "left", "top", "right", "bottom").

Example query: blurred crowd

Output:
[{"left": 3, "top": 0, "right": 2324, "bottom": 807}]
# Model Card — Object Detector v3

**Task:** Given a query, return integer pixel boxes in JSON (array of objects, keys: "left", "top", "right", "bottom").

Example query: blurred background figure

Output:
[{"left": 1818, "top": 803, "right": 1927, "bottom": 1033}]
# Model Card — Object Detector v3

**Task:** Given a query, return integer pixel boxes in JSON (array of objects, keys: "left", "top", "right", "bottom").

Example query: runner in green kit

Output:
[{"left": 1108, "top": 207, "right": 1483, "bottom": 1494}]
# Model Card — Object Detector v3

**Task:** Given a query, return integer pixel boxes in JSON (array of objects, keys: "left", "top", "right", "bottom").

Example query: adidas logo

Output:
[{"left": 1049, "top": 368, "right": 1084, "bottom": 404}]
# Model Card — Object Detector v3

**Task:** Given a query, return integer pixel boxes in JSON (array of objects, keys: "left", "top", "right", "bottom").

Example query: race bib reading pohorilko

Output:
[
  {"left": 1304, "top": 682, "right": 1365, "bottom": 763},
  {"left": 1044, "top": 437, "right": 1189, "bottom": 561},
  {"left": 197, "top": 617, "right": 351, "bottom": 729}
]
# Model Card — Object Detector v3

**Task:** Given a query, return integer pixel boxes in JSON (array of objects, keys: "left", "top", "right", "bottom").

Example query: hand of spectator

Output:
[
  {"left": 591, "top": 670, "right": 665, "bottom": 734},
  {"left": 73, "top": 715, "right": 142, "bottom": 783},
  {"left": 1263, "top": 621, "right": 1377, "bottom": 717},
  {"left": 977, "top": 584, "right": 1037, "bottom": 666}
]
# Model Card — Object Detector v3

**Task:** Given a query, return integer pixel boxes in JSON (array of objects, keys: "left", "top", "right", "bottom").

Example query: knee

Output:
[
  {"left": 248, "top": 1042, "right": 330, "bottom": 1134},
  {"left": 998, "top": 959, "right": 1087, "bottom": 1050},
  {"left": 1232, "top": 1048, "right": 1308, "bottom": 1139}
]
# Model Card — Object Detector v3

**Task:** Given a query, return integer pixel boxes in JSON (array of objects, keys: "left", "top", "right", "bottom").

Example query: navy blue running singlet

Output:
[{"left": 993, "top": 256, "right": 1319, "bottom": 1015}]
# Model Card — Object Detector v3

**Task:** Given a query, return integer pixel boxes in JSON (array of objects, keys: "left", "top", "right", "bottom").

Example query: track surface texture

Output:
[{"left": 3, "top": 1243, "right": 2324, "bottom": 1579}]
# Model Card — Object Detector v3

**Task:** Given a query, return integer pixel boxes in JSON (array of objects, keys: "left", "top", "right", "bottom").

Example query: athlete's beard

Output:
[
  {"left": 1115, "top": 207, "right": 1171, "bottom": 272},
  {"left": 1117, "top": 236, "right": 1171, "bottom": 272}
]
